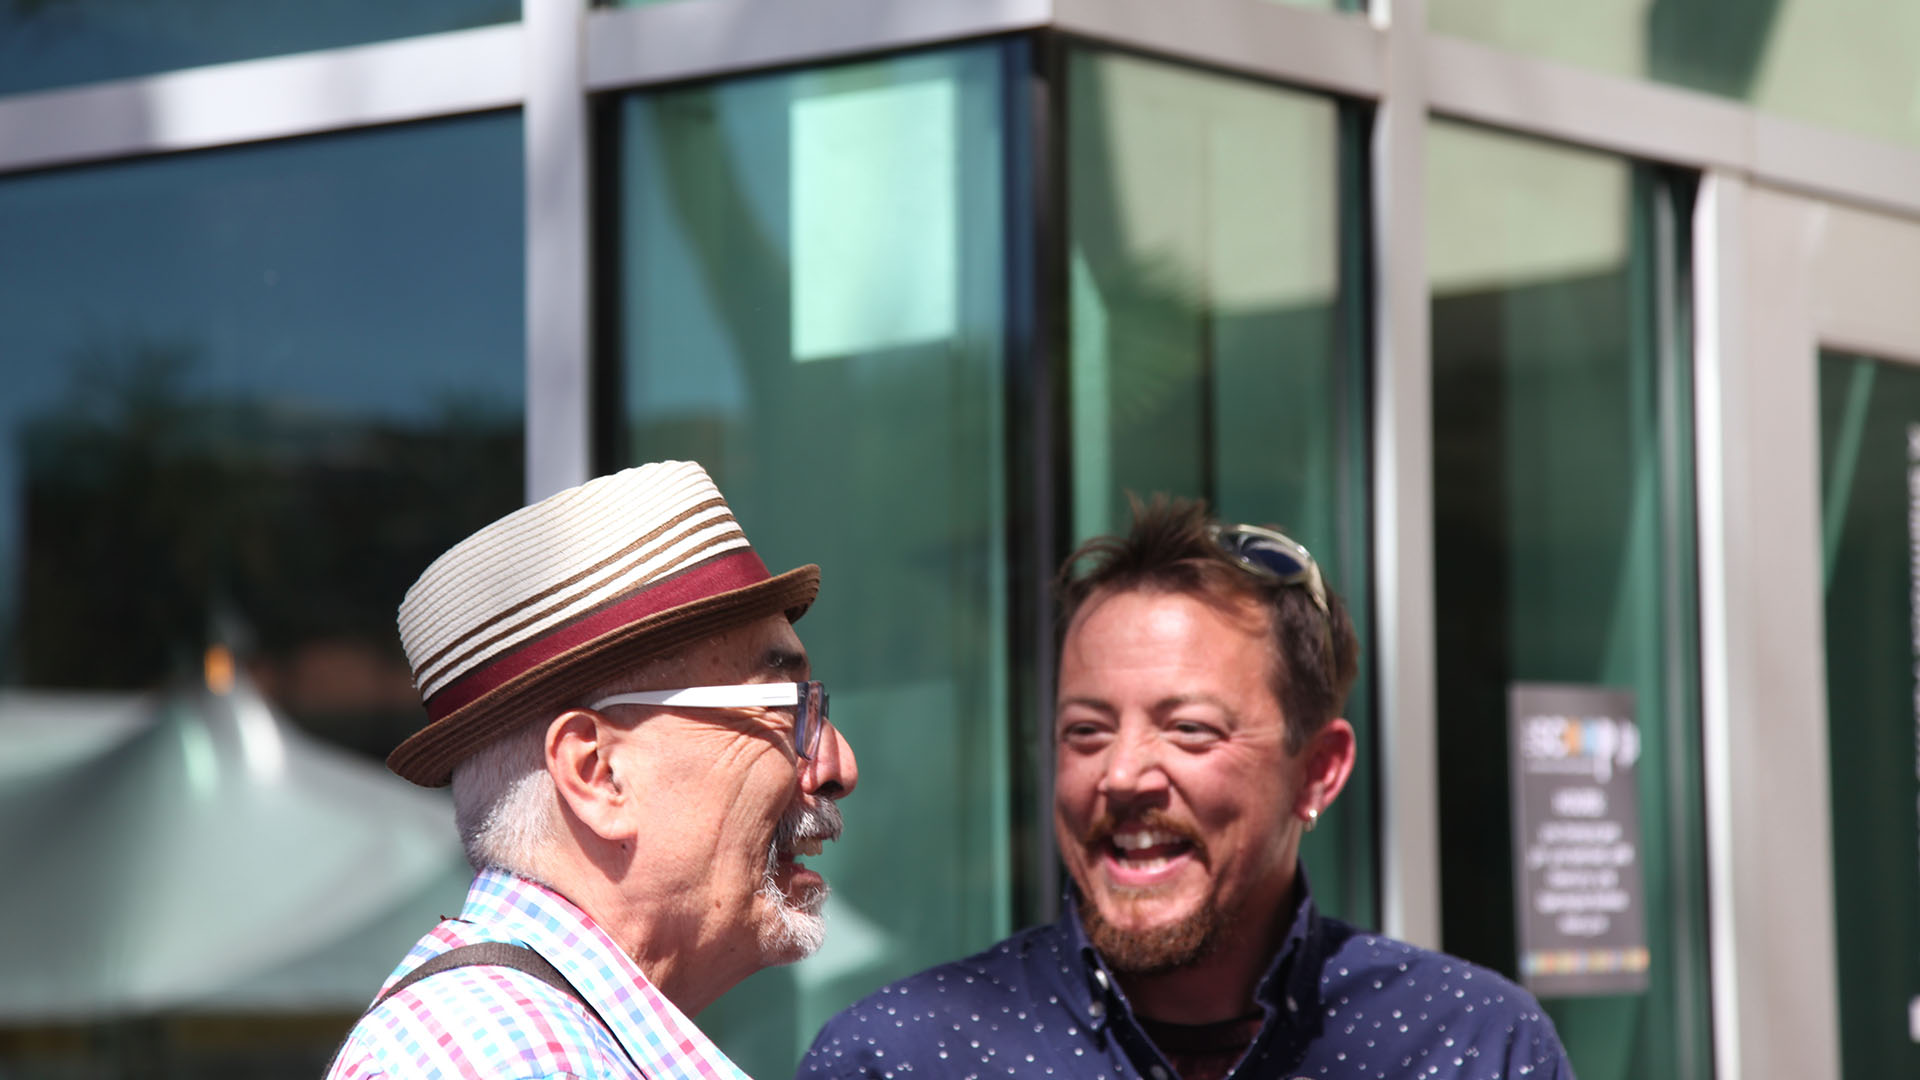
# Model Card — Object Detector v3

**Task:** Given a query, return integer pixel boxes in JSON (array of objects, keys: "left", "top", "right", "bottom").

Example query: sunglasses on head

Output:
[{"left": 1206, "top": 523, "right": 1334, "bottom": 655}]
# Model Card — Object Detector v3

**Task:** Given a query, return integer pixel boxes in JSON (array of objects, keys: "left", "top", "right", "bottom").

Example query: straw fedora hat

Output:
[{"left": 387, "top": 460, "right": 818, "bottom": 786}]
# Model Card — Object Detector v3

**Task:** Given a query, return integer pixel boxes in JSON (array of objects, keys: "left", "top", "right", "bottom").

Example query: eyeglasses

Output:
[
  {"left": 1207, "top": 522, "right": 1331, "bottom": 618},
  {"left": 588, "top": 680, "right": 831, "bottom": 761}
]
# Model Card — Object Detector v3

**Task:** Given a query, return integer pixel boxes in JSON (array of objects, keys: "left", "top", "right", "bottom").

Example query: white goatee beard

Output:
[{"left": 757, "top": 799, "right": 841, "bottom": 960}]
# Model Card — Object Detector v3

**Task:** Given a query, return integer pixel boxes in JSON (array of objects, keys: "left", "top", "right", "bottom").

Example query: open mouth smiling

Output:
[
  {"left": 771, "top": 799, "right": 843, "bottom": 875},
  {"left": 1108, "top": 827, "right": 1195, "bottom": 872},
  {"left": 782, "top": 835, "right": 827, "bottom": 860},
  {"left": 1089, "top": 815, "right": 1207, "bottom": 888}
]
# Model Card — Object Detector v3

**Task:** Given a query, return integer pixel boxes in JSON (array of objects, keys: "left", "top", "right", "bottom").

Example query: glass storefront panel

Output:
[
  {"left": 606, "top": 0, "right": 1353, "bottom": 9},
  {"left": 1428, "top": 120, "right": 1712, "bottom": 1079},
  {"left": 608, "top": 43, "right": 1013, "bottom": 1079},
  {"left": 1065, "top": 47, "right": 1374, "bottom": 924},
  {"left": 0, "top": 113, "right": 524, "bottom": 1073},
  {"left": 0, "top": 0, "right": 516, "bottom": 97},
  {"left": 1818, "top": 350, "right": 1920, "bottom": 1079},
  {"left": 1429, "top": 0, "right": 1920, "bottom": 148}
]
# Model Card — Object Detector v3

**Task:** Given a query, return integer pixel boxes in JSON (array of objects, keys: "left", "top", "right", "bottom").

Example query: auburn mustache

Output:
[{"left": 1081, "top": 809, "right": 1206, "bottom": 856}]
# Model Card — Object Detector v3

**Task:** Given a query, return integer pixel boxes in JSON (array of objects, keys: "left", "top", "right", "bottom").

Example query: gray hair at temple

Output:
[
  {"left": 447, "top": 651, "right": 700, "bottom": 876},
  {"left": 450, "top": 723, "right": 556, "bottom": 877}
]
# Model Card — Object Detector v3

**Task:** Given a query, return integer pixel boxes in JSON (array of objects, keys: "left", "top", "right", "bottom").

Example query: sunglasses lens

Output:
[
  {"left": 798, "top": 681, "right": 828, "bottom": 760},
  {"left": 1221, "top": 532, "right": 1306, "bottom": 581}
]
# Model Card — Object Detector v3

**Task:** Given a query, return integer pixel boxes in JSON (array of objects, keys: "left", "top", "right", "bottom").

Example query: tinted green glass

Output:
[
  {"left": 0, "top": 0, "right": 516, "bottom": 96},
  {"left": 604, "top": 0, "right": 1352, "bottom": 6},
  {"left": 611, "top": 44, "right": 1013, "bottom": 1078},
  {"left": 0, "top": 113, "right": 521, "bottom": 1071},
  {"left": 1428, "top": 120, "right": 1711, "bottom": 1079},
  {"left": 1066, "top": 47, "right": 1373, "bottom": 924},
  {"left": 1818, "top": 350, "right": 1920, "bottom": 1079},
  {"left": 1430, "top": 0, "right": 1920, "bottom": 148}
]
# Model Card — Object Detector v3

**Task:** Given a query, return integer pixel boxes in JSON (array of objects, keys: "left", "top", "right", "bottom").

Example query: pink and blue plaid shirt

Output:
[{"left": 328, "top": 868, "right": 752, "bottom": 1080}]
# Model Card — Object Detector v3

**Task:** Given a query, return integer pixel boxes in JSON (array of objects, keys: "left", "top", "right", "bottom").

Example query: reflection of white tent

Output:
[{"left": 0, "top": 677, "right": 471, "bottom": 1021}]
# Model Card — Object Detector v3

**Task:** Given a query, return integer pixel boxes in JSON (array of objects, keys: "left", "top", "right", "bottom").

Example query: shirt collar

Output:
[
  {"left": 458, "top": 868, "right": 751, "bottom": 1080},
  {"left": 1059, "top": 865, "right": 1326, "bottom": 1032}
]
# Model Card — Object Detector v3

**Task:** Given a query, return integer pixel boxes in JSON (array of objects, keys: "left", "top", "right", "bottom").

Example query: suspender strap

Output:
[
  {"left": 375, "top": 942, "right": 584, "bottom": 1009},
  {"left": 330, "top": 942, "right": 639, "bottom": 1075}
]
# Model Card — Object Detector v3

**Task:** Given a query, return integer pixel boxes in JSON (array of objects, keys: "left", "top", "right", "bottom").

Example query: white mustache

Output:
[{"left": 774, "top": 798, "right": 843, "bottom": 852}]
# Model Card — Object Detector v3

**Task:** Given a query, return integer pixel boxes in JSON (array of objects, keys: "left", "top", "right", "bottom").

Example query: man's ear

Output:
[
  {"left": 1297, "top": 717, "right": 1357, "bottom": 820},
  {"left": 547, "top": 709, "right": 636, "bottom": 843}
]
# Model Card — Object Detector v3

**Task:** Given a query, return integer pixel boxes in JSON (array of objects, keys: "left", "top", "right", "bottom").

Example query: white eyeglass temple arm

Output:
[{"left": 589, "top": 683, "right": 803, "bottom": 711}]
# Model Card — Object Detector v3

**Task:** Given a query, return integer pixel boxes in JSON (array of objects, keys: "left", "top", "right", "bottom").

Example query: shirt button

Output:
[
  {"left": 1286, "top": 995, "right": 1299, "bottom": 1014},
  {"left": 1087, "top": 1001, "right": 1105, "bottom": 1019},
  {"left": 1093, "top": 970, "right": 1110, "bottom": 992},
  {"left": 1150, "top": 1067, "right": 1168, "bottom": 1080}
]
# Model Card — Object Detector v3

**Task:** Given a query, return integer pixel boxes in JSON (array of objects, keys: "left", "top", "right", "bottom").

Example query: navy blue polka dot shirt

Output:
[{"left": 798, "top": 880, "right": 1573, "bottom": 1080}]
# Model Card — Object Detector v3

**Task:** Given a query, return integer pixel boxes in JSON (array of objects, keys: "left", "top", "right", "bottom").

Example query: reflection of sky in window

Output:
[
  {"left": 623, "top": 58, "right": 967, "bottom": 420},
  {"left": 624, "top": 105, "right": 744, "bottom": 422},
  {"left": 0, "top": 112, "right": 524, "bottom": 646},
  {"left": 0, "top": 0, "right": 519, "bottom": 96},
  {"left": 622, "top": 81, "right": 793, "bottom": 422},
  {"left": 791, "top": 76, "right": 957, "bottom": 362}
]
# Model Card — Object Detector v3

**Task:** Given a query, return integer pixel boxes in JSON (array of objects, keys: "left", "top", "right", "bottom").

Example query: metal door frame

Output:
[{"left": 1695, "top": 174, "right": 1920, "bottom": 1080}]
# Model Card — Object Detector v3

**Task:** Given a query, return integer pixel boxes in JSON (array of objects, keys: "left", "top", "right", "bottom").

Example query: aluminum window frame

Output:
[{"left": 9, "top": 4, "right": 1919, "bottom": 205}]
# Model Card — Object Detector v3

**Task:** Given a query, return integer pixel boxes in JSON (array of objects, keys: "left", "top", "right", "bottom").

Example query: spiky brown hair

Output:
[{"left": 1057, "top": 495, "right": 1359, "bottom": 749}]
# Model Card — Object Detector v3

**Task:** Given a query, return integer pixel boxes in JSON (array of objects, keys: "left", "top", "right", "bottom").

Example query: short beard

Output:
[
  {"left": 756, "top": 799, "right": 841, "bottom": 961},
  {"left": 1079, "top": 888, "right": 1221, "bottom": 975},
  {"left": 1073, "top": 808, "right": 1219, "bottom": 975}
]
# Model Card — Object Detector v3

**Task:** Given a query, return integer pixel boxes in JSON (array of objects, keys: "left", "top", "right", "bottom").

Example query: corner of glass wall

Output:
[
  {"left": 598, "top": 42, "right": 1019, "bottom": 1078},
  {"left": 1061, "top": 44, "right": 1376, "bottom": 927},
  {"left": 1426, "top": 117, "right": 1713, "bottom": 1079},
  {"left": 0, "top": 110, "right": 525, "bottom": 1074}
]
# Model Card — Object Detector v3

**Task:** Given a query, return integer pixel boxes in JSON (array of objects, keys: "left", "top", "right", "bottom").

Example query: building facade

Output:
[{"left": 2, "top": 1, "right": 1917, "bottom": 1077}]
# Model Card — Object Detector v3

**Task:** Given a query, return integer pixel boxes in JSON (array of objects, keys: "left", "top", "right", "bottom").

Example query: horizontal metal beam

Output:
[
  {"left": 585, "top": 0, "right": 1048, "bottom": 92},
  {"left": 1426, "top": 34, "right": 1750, "bottom": 170},
  {"left": 0, "top": 24, "right": 523, "bottom": 176},
  {"left": 1754, "top": 113, "right": 1920, "bottom": 226},
  {"left": 1426, "top": 32, "right": 1920, "bottom": 222},
  {"left": 0, "top": 0, "right": 1913, "bottom": 226},
  {"left": 1054, "top": 0, "right": 1384, "bottom": 101}
]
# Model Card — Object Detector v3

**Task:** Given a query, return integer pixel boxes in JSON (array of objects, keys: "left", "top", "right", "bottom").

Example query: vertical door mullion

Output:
[
  {"left": 1370, "top": 0, "right": 1441, "bottom": 949},
  {"left": 526, "top": 0, "right": 593, "bottom": 501}
]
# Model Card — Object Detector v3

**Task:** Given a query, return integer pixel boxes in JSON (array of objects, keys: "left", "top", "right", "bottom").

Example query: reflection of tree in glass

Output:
[
  {"left": 633, "top": 81, "right": 1009, "bottom": 689},
  {"left": 1090, "top": 254, "right": 1212, "bottom": 427},
  {"left": 1645, "top": 0, "right": 1783, "bottom": 99},
  {"left": 15, "top": 338, "right": 521, "bottom": 758},
  {"left": 624, "top": 72, "right": 1021, "bottom": 1078},
  {"left": 1067, "top": 65, "right": 1228, "bottom": 513}
]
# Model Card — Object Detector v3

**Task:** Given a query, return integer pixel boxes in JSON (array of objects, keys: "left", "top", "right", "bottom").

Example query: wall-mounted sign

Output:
[{"left": 1509, "top": 683, "right": 1649, "bottom": 997}]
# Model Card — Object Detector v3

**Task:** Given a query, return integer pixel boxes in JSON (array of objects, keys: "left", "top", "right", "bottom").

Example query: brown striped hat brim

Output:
[{"left": 387, "top": 461, "right": 818, "bottom": 787}]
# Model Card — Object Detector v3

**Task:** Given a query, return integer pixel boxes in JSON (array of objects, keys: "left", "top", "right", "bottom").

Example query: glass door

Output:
[
  {"left": 1427, "top": 123, "right": 1710, "bottom": 1080},
  {"left": 1700, "top": 179, "right": 1920, "bottom": 1078},
  {"left": 1819, "top": 349, "right": 1920, "bottom": 1078}
]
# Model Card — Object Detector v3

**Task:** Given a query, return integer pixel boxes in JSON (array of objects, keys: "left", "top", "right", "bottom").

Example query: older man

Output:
[
  {"left": 800, "top": 498, "right": 1569, "bottom": 1080},
  {"left": 329, "top": 460, "right": 857, "bottom": 1079}
]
